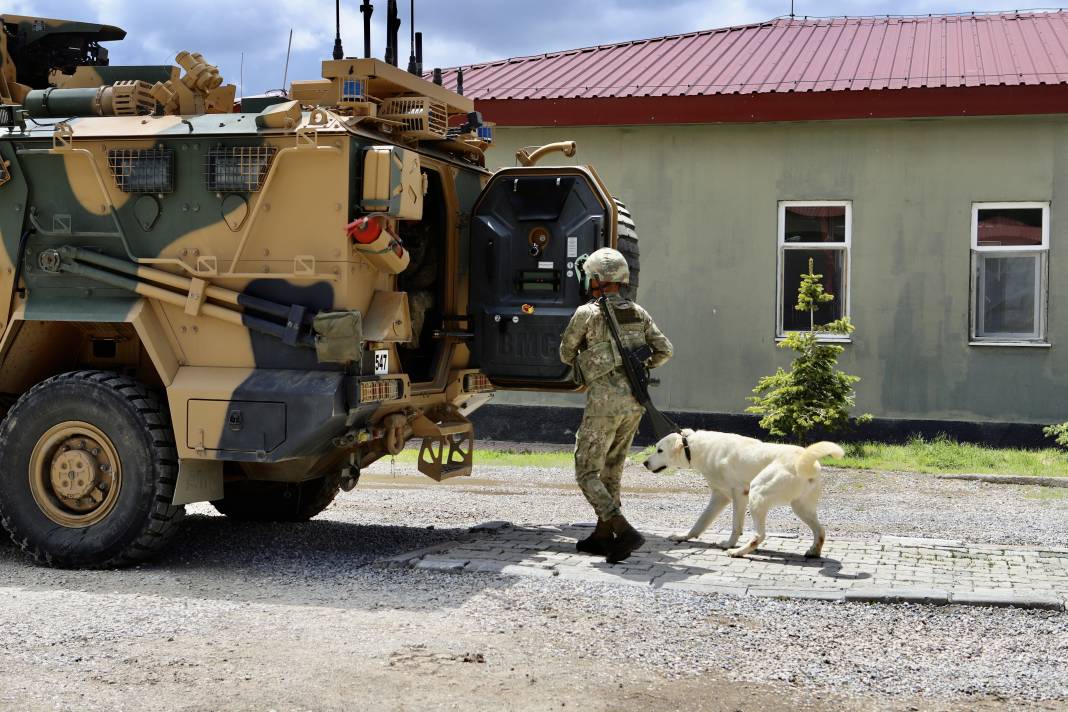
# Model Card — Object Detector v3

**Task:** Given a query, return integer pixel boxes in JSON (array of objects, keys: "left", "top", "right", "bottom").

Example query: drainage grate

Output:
[{"left": 205, "top": 145, "right": 277, "bottom": 193}]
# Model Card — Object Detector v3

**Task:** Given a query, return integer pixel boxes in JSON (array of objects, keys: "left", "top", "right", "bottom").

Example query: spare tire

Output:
[{"left": 614, "top": 198, "right": 640, "bottom": 302}]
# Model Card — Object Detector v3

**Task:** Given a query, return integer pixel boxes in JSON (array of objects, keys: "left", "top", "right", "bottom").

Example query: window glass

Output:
[
  {"left": 976, "top": 208, "right": 1043, "bottom": 247},
  {"left": 979, "top": 254, "right": 1038, "bottom": 337},
  {"left": 781, "top": 249, "right": 845, "bottom": 331},
  {"left": 783, "top": 205, "right": 846, "bottom": 243}
]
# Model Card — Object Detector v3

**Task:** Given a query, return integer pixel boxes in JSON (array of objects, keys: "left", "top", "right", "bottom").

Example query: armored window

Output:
[
  {"left": 970, "top": 202, "right": 1049, "bottom": 345},
  {"left": 776, "top": 201, "right": 851, "bottom": 339},
  {"left": 341, "top": 79, "right": 366, "bottom": 103},
  {"left": 107, "top": 149, "right": 174, "bottom": 193},
  {"left": 205, "top": 146, "right": 277, "bottom": 193}
]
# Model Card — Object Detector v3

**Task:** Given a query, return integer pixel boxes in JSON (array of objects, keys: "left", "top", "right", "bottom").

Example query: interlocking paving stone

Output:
[{"left": 381, "top": 524, "right": 1068, "bottom": 611}]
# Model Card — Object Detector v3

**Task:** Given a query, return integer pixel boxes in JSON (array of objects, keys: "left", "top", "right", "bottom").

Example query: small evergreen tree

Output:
[
  {"left": 747, "top": 258, "right": 871, "bottom": 442},
  {"left": 1044, "top": 422, "right": 1068, "bottom": 449}
]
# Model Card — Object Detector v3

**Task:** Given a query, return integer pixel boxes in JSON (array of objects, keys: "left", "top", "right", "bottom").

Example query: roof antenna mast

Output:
[
  {"left": 333, "top": 0, "right": 345, "bottom": 60},
  {"left": 407, "top": 0, "right": 418, "bottom": 75},
  {"left": 385, "top": 0, "right": 401, "bottom": 67},
  {"left": 361, "top": 1, "right": 374, "bottom": 59},
  {"left": 283, "top": 28, "right": 293, "bottom": 92},
  {"left": 790, "top": 1, "right": 795, "bottom": 17}
]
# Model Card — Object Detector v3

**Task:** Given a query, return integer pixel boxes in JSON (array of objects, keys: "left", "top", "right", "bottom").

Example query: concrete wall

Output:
[{"left": 484, "top": 115, "right": 1068, "bottom": 425}]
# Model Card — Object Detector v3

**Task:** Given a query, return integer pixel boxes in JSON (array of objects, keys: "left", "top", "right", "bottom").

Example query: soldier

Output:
[{"left": 559, "top": 247, "right": 673, "bottom": 563}]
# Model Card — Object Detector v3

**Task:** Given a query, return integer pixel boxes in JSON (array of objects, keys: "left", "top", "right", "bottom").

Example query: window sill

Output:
[
  {"left": 968, "top": 340, "right": 1051, "bottom": 348},
  {"left": 775, "top": 334, "right": 852, "bottom": 344}
]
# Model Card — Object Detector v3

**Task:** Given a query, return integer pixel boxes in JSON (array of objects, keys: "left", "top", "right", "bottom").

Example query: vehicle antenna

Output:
[
  {"left": 333, "top": 0, "right": 345, "bottom": 60},
  {"left": 282, "top": 28, "right": 293, "bottom": 94},
  {"left": 361, "top": 1, "right": 374, "bottom": 59},
  {"left": 239, "top": 51, "right": 244, "bottom": 101},
  {"left": 385, "top": 0, "right": 401, "bottom": 67},
  {"left": 790, "top": 0, "right": 795, "bottom": 17},
  {"left": 407, "top": 0, "right": 418, "bottom": 75}
]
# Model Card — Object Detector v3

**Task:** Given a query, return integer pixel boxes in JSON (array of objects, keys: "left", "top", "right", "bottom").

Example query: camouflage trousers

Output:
[{"left": 574, "top": 411, "right": 643, "bottom": 521}]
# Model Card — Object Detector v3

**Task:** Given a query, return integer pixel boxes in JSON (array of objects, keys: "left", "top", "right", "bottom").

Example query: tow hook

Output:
[{"left": 340, "top": 453, "right": 361, "bottom": 492}]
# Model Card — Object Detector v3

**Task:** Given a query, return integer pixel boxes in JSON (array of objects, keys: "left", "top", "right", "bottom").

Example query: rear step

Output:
[{"left": 410, "top": 408, "right": 473, "bottom": 481}]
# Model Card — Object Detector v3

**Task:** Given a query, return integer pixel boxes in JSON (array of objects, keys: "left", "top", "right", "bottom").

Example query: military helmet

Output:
[{"left": 583, "top": 247, "right": 630, "bottom": 285}]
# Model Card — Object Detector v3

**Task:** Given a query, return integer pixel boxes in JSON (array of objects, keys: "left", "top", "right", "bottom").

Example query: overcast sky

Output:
[{"left": 5, "top": 1, "right": 1039, "bottom": 95}]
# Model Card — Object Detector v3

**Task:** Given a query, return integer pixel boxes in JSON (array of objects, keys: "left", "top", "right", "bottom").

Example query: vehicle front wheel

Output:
[{"left": 0, "top": 371, "right": 184, "bottom": 568}]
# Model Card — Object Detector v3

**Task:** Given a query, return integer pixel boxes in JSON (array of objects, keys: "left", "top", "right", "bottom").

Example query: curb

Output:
[{"left": 937, "top": 474, "right": 1068, "bottom": 488}]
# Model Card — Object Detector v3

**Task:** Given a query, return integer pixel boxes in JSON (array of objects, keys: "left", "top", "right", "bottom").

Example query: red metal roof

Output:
[
  {"left": 437, "top": 11, "right": 1068, "bottom": 126},
  {"left": 445, "top": 11, "right": 1068, "bottom": 100}
]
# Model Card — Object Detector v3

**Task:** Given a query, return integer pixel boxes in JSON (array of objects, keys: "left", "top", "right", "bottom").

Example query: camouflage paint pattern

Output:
[
  {"left": 0, "top": 41, "right": 499, "bottom": 488},
  {"left": 560, "top": 294, "right": 673, "bottom": 520},
  {"left": 0, "top": 18, "right": 625, "bottom": 508}
]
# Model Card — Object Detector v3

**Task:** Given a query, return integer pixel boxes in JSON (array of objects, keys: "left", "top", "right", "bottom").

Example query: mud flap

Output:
[{"left": 410, "top": 408, "right": 473, "bottom": 481}]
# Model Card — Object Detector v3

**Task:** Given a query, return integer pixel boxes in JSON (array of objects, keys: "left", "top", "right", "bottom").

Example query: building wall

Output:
[{"left": 483, "top": 115, "right": 1068, "bottom": 425}]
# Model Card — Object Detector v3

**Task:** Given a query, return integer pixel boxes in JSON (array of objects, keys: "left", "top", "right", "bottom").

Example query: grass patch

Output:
[
  {"left": 385, "top": 434, "right": 1068, "bottom": 477},
  {"left": 837, "top": 435, "right": 1068, "bottom": 477}
]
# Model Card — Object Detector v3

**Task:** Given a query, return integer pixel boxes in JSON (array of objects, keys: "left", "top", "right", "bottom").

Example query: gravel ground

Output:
[
  {"left": 358, "top": 457, "right": 1068, "bottom": 548},
  {"left": 1, "top": 455, "right": 1066, "bottom": 711}
]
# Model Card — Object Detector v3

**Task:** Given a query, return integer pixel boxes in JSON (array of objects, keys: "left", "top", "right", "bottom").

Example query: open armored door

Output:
[{"left": 468, "top": 167, "right": 615, "bottom": 388}]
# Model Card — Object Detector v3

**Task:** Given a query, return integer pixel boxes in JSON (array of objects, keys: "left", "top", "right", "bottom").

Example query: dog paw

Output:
[
  {"left": 804, "top": 550, "right": 823, "bottom": 559},
  {"left": 714, "top": 539, "right": 738, "bottom": 550},
  {"left": 726, "top": 548, "right": 747, "bottom": 558},
  {"left": 668, "top": 533, "right": 691, "bottom": 543}
]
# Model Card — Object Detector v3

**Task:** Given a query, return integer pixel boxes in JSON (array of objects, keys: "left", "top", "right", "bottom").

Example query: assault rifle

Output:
[{"left": 598, "top": 297, "right": 680, "bottom": 440}]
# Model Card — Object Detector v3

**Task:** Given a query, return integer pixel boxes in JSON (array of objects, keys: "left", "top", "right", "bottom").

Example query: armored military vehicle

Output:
[{"left": 0, "top": 8, "right": 639, "bottom": 567}]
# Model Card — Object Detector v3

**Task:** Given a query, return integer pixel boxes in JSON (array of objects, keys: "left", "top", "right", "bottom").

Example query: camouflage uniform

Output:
[{"left": 560, "top": 294, "right": 672, "bottom": 521}]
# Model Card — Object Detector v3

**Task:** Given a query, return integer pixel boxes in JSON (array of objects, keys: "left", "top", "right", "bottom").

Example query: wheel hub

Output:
[
  {"left": 29, "top": 422, "right": 121, "bottom": 527},
  {"left": 50, "top": 447, "right": 100, "bottom": 500}
]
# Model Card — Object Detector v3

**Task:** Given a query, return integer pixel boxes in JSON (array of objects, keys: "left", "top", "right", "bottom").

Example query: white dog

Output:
[{"left": 643, "top": 429, "right": 844, "bottom": 559}]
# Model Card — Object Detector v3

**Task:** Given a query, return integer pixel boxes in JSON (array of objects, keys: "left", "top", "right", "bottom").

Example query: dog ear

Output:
[{"left": 671, "top": 434, "right": 685, "bottom": 455}]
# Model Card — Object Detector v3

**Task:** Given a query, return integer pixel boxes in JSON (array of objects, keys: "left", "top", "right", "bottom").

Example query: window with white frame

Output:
[
  {"left": 971, "top": 202, "right": 1049, "bottom": 343},
  {"left": 777, "top": 201, "right": 851, "bottom": 336}
]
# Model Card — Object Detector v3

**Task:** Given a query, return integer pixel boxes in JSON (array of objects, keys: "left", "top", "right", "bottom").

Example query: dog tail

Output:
[{"left": 797, "top": 441, "right": 845, "bottom": 477}]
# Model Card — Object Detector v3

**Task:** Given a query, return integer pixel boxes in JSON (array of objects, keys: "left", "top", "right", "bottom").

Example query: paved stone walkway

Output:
[{"left": 381, "top": 523, "right": 1068, "bottom": 610}]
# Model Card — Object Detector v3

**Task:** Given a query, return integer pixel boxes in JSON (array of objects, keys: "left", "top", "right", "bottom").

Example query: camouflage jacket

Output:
[{"left": 559, "top": 294, "right": 673, "bottom": 416}]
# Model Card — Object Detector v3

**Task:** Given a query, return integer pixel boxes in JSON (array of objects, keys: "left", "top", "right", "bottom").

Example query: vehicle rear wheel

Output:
[
  {"left": 210, "top": 474, "right": 341, "bottom": 522},
  {"left": 614, "top": 198, "right": 640, "bottom": 301},
  {"left": 0, "top": 371, "right": 184, "bottom": 568}
]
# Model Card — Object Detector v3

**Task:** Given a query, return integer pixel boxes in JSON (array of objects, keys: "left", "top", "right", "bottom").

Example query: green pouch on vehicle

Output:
[
  {"left": 313, "top": 310, "right": 364, "bottom": 364},
  {"left": 575, "top": 339, "right": 620, "bottom": 383}
]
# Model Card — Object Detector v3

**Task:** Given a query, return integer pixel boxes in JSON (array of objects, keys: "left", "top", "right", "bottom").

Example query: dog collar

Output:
[{"left": 682, "top": 434, "right": 692, "bottom": 464}]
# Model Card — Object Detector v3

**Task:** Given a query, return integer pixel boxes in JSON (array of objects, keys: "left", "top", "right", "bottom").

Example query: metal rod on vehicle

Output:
[
  {"left": 62, "top": 247, "right": 312, "bottom": 326},
  {"left": 333, "top": 0, "right": 345, "bottom": 60},
  {"left": 60, "top": 260, "right": 309, "bottom": 345},
  {"left": 361, "top": 0, "right": 374, "bottom": 58}
]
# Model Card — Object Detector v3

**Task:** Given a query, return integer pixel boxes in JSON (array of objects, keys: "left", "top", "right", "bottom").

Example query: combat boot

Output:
[
  {"left": 575, "top": 519, "right": 614, "bottom": 556},
  {"left": 606, "top": 514, "right": 645, "bottom": 564}
]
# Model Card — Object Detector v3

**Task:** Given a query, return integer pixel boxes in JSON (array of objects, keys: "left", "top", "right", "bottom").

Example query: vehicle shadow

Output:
[{"left": 0, "top": 513, "right": 514, "bottom": 611}]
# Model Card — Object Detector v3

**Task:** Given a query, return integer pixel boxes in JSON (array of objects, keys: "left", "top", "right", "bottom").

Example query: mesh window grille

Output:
[
  {"left": 205, "top": 146, "right": 277, "bottom": 192},
  {"left": 107, "top": 149, "right": 175, "bottom": 193},
  {"left": 379, "top": 97, "right": 448, "bottom": 140}
]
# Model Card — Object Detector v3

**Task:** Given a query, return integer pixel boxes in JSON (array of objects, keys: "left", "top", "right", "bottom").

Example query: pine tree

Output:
[
  {"left": 1044, "top": 422, "right": 1068, "bottom": 449},
  {"left": 746, "top": 258, "right": 871, "bottom": 442}
]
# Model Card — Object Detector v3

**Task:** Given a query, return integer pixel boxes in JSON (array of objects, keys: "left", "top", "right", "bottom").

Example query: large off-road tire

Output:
[
  {"left": 0, "top": 371, "right": 184, "bottom": 568},
  {"left": 210, "top": 474, "right": 341, "bottom": 522},
  {"left": 614, "top": 198, "right": 640, "bottom": 302}
]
